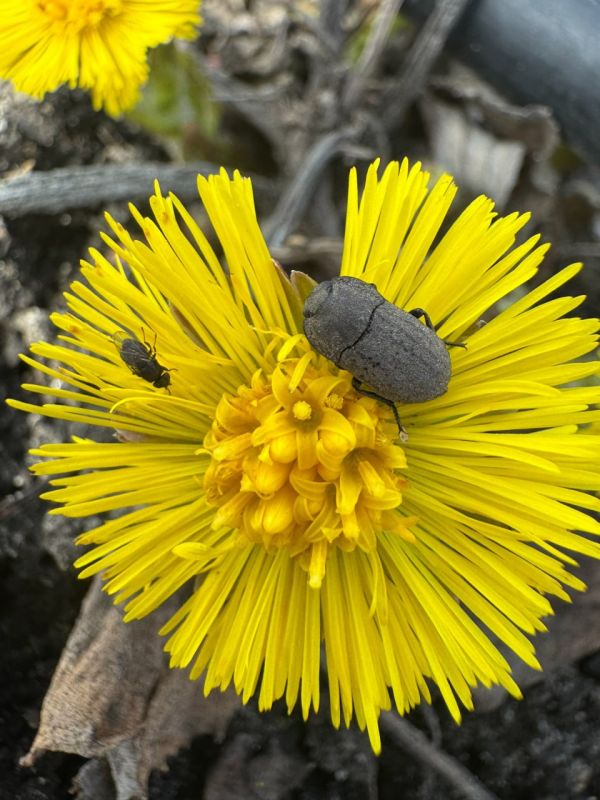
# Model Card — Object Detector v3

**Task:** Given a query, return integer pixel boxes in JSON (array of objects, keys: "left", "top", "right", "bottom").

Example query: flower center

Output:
[
  {"left": 36, "top": 0, "right": 122, "bottom": 30},
  {"left": 203, "top": 339, "right": 414, "bottom": 588}
]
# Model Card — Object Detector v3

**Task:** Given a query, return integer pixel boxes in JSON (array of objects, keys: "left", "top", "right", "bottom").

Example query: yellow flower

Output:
[
  {"left": 8, "top": 160, "right": 600, "bottom": 753},
  {"left": 0, "top": 0, "right": 201, "bottom": 116}
]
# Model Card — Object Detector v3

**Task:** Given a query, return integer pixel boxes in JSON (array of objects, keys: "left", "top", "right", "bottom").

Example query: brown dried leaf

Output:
[
  {"left": 423, "top": 95, "right": 527, "bottom": 209},
  {"left": 21, "top": 577, "right": 240, "bottom": 799},
  {"left": 423, "top": 63, "right": 559, "bottom": 208}
]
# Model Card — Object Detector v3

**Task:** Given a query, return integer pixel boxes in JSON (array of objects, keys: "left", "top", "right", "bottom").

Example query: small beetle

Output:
[
  {"left": 112, "top": 330, "right": 172, "bottom": 390},
  {"left": 303, "top": 276, "right": 463, "bottom": 439}
]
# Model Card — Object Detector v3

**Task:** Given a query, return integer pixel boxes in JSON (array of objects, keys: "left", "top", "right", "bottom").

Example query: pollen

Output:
[
  {"left": 203, "top": 339, "right": 414, "bottom": 588},
  {"left": 292, "top": 400, "right": 313, "bottom": 421},
  {"left": 324, "top": 392, "right": 344, "bottom": 410}
]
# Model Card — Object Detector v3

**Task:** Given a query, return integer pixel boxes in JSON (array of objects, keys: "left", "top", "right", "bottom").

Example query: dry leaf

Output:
[
  {"left": 21, "top": 577, "right": 240, "bottom": 800},
  {"left": 422, "top": 63, "right": 559, "bottom": 209}
]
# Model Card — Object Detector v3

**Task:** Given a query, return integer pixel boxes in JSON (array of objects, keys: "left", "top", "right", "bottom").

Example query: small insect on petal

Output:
[{"left": 112, "top": 330, "right": 173, "bottom": 390}]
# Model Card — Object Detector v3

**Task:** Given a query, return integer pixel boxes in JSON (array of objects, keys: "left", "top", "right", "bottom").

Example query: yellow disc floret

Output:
[
  {"left": 35, "top": 0, "right": 123, "bottom": 31},
  {"left": 203, "top": 340, "right": 415, "bottom": 589}
]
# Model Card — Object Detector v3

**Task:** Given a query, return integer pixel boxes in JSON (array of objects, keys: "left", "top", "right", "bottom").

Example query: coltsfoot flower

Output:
[
  {"left": 0, "top": 0, "right": 202, "bottom": 116},
  {"left": 9, "top": 160, "right": 600, "bottom": 752}
]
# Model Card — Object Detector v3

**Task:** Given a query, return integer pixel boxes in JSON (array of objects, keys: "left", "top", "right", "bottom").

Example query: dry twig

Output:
[
  {"left": 264, "top": 130, "right": 355, "bottom": 247},
  {"left": 0, "top": 162, "right": 274, "bottom": 217},
  {"left": 343, "top": 0, "right": 407, "bottom": 110},
  {"left": 382, "top": 0, "right": 471, "bottom": 129},
  {"left": 381, "top": 713, "right": 500, "bottom": 800}
]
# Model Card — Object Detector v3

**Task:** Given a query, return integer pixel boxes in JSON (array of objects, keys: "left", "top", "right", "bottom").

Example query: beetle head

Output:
[
  {"left": 303, "top": 277, "right": 383, "bottom": 364},
  {"left": 153, "top": 372, "right": 171, "bottom": 389},
  {"left": 302, "top": 279, "right": 333, "bottom": 320}
]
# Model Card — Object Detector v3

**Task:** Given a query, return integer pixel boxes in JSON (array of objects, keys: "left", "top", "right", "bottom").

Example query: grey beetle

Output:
[{"left": 303, "top": 276, "right": 463, "bottom": 439}]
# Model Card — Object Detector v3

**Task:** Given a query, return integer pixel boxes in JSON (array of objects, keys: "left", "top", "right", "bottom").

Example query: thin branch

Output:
[
  {"left": 343, "top": 0, "right": 406, "bottom": 110},
  {"left": 382, "top": 0, "right": 471, "bottom": 129},
  {"left": 320, "top": 0, "right": 350, "bottom": 47},
  {"left": 0, "top": 163, "right": 274, "bottom": 217},
  {"left": 381, "top": 713, "right": 500, "bottom": 800},
  {"left": 186, "top": 50, "right": 292, "bottom": 165},
  {"left": 264, "top": 130, "right": 354, "bottom": 248},
  {"left": 555, "top": 242, "right": 600, "bottom": 260}
]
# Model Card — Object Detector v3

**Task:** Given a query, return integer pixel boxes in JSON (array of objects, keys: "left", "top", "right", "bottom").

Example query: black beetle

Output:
[
  {"left": 112, "top": 330, "right": 172, "bottom": 390},
  {"left": 303, "top": 276, "right": 463, "bottom": 439}
]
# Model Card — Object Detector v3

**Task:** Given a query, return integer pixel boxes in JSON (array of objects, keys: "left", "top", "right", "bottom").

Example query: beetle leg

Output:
[
  {"left": 351, "top": 378, "right": 409, "bottom": 442},
  {"left": 141, "top": 327, "right": 158, "bottom": 358},
  {"left": 408, "top": 308, "right": 467, "bottom": 348},
  {"left": 408, "top": 307, "right": 435, "bottom": 330}
]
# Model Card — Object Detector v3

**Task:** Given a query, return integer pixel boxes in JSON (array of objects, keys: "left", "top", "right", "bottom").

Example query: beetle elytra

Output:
[{"left": 303, "top": 276, "right": 463, "bottom": 439}]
